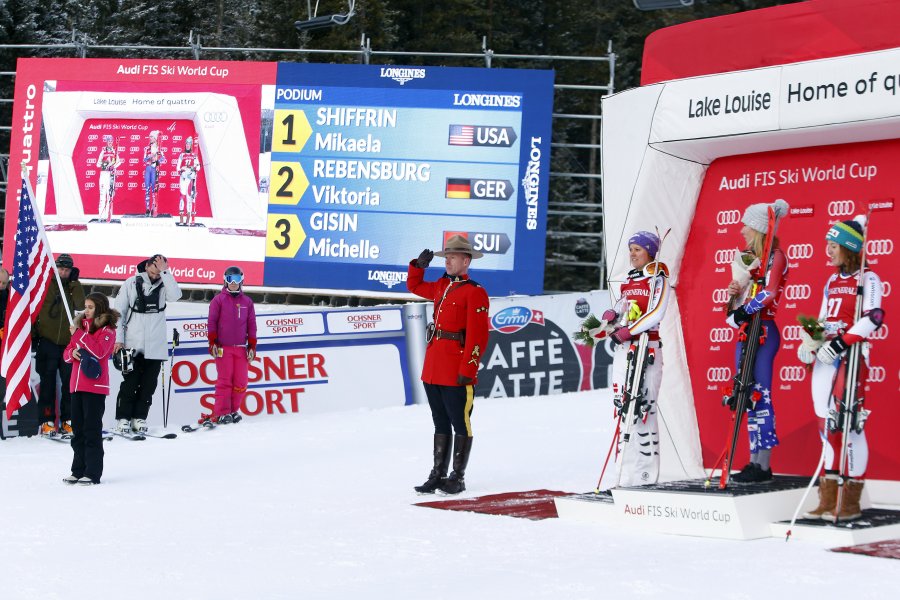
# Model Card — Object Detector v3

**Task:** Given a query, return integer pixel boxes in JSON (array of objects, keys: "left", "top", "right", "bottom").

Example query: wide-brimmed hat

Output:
[{"left": 434, "top": 234, "right": 483, "bottom": 259}]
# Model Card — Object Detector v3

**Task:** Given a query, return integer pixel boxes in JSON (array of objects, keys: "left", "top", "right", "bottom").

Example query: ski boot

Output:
[{"left": 230, "top": 412, "right": 243, "bottom": 424}]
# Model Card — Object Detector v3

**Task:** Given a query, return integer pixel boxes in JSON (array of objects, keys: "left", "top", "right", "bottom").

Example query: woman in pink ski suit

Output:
[
  {"left": 63, "top": 292, "right": 119, "bottom": 485},
  {"left": 206, "top": 266, "right": 256, "bottom": 423}
]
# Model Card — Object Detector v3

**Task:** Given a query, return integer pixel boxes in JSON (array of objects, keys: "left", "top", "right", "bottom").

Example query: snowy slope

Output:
[{"left": 1, "top": 390, "right": 897, "bottom": 599}]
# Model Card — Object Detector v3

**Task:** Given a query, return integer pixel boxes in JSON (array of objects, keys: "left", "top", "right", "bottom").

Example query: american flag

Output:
[
  {"left": 2, "top": 176, "right": 53, "bottom": 419},
  {"left": 448, "top": 125, "right": 475, "bottom": 146}
]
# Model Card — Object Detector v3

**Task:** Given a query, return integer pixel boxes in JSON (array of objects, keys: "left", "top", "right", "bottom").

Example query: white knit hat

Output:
[{"left": 741, "top": 199, "right": 789, "bottom": 234}]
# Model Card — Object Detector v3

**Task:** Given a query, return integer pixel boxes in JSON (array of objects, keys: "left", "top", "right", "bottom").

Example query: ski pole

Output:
[
  {"left": 164, "top": 328, "right": 180, "bottom": 428},
  {"left": 785, "top": 435, "right": 827, "bottom": 541},
  {"left": 595, "top": 412, "right": 622, "bottom": 493}
]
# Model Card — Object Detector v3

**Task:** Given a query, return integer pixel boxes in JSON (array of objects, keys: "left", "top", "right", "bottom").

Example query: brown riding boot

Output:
[
  {"left": 802, "top": 475, "right": 838, "bottom": 520},
  {"left": 824, "top": 479, "right": 864, "bottom": 521}
]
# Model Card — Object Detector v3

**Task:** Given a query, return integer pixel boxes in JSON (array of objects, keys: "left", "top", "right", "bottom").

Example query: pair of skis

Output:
[
  {"left": 595, "top": 226, "right": 670, "bottom": 492},
  {"left": 786, "top": 208, "right": 878, "bottom": 538},
  {"left": 108, "top": 429, "right": 178, "bottom": 441}
]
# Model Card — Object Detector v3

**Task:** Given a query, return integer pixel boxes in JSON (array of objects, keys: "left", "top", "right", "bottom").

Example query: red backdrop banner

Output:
[{"left": 680, "top": 139, "right": 898, "bottom": 480}]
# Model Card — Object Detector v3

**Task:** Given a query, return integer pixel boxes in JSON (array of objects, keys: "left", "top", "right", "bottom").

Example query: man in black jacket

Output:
[{"left": 35, "top": 254, "right": 85, "bottom": 436}]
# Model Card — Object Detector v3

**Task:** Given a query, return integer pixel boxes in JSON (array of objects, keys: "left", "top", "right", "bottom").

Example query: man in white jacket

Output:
[{"left": 113, "top": 255, "right": 182, "bottom": 433}]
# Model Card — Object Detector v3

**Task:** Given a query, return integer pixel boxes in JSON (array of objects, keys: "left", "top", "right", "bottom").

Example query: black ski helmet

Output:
[{"left": 224, "top": 266, "right": 244, "bottom": 295}]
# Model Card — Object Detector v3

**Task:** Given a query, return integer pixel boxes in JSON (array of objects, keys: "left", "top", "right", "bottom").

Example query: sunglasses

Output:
[{"left": 225, "top": 274, "right": 244, "bottom": 285}]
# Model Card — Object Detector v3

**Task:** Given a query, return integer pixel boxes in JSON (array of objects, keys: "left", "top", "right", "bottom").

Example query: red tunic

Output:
[{"left": 407, "top": 261, "right": 490, "bottom": 386}]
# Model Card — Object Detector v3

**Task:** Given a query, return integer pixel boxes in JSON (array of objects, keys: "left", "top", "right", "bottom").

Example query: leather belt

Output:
[{"left": 435, "top": 329, "right": 464, "bottom": 342}]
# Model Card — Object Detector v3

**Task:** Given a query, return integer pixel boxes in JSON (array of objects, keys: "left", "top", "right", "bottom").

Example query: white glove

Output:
[
  {"left": 797, "top": 329, "right": 824, "bottom": 365},
  {"left": 816, "top": 337, "right": 848, "bottom": 365}
]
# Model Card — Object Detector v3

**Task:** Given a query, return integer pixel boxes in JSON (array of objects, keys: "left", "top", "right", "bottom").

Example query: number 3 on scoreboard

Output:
[{"left": 266, "top": 214, "right": 304, "bottom": 258}]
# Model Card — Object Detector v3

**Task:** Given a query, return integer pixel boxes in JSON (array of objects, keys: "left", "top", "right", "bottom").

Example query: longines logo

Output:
[
  {"left": 866, "top": 239, "right": 893, "bottom": 256},
  {"left": 715, "top": 249, "right": 737, "bottom": 265},
  {"left": 707, "top": 367, "right": 731, "bottom": 382},
  {"left": 784, "top": 284, "right": 812, "bottom": 301},
  {"left": 787, "top": 244, "right": 814, "bottom": 260},
  {"left": 779, "top": 366, "right": 806, "bottom": 382},
  {"left": 781, "top": 325, "right": 803, "bottom": 341},
  {"left": 380, "top": 67, "right": 426, "bottom": 85},
  {"left": 709, "top": 328, "right": 734, "bottom": 343},
  {"left": 827, "top": 200, "right": 855, "bottom": 217},
  {"left": 716, "top": 210, "right": 741, "bottom": 226},
  {"left": 367, "top": 270, "right": 407, "bottom": 289}
]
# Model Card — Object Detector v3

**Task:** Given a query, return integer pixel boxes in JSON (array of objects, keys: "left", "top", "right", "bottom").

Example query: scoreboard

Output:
[{"left": 3, "top": 59, "right": 554, "bottom": 295}]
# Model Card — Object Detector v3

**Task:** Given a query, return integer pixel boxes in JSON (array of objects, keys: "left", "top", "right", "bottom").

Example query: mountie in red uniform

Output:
[
  {"left": 407, "top": 236, "right": 490, "bottom": 497},
  {"left": 407, "top": 263, "right": 490, "bottom": 387}
]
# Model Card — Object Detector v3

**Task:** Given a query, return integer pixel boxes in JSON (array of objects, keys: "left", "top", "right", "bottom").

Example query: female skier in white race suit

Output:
[
  {"left": 798, "top": 216, "right": 884, "bottom": 521},
  {"left": 593, "top": 231, "right": 670, "bottom": 487}
]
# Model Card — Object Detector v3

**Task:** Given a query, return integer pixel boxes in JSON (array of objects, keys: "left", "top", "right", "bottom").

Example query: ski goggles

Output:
[{"left": 225, "top": 273, "right": 244, "bottom": 285}]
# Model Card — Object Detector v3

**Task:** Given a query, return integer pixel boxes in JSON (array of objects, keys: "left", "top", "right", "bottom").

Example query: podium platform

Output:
[
  {"left": 557, "top": 477, "right": 819, "bottom": 540},
  {"left": 771, "top": 509, "right": 900, "bottom": 545}
]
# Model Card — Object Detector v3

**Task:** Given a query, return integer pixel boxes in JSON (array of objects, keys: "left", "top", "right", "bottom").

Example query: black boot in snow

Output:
[
  {"left": 439, "top": 435, "right": 473, "bottom": 495},
  {"left": 414, "top": 434, "right": 452, "bottom": 494}
]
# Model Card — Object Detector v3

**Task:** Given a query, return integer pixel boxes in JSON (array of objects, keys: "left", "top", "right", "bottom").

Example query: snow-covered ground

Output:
[{"left": 2, "top": 390, "right": 897, "bottom": 599}]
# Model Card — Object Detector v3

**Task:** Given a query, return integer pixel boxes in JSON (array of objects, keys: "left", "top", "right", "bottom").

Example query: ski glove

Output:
[
  {"left": 416, "top": 249, "right": 434, "bottom": 269},
  {"left": 457, "top": 374, "right": 473, "bottom": 385},
  {"left": 610, "top": 326, "right": 632, "bottom": 345},
  {"left": 817, "top": 336, "right": 849, "bottom": 364},
  {"left": 728, "top": 306, "right": 752, "bottom": 326}
]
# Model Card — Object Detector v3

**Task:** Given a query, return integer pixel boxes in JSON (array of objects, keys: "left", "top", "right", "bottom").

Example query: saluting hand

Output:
[{"left": 416, "top": 249, "right": 434, "bottom": 269}]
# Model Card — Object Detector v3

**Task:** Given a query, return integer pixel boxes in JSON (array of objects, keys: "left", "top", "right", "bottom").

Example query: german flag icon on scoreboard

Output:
[{"left": 446, "top": 178, "right": 472, "bottom": 199}]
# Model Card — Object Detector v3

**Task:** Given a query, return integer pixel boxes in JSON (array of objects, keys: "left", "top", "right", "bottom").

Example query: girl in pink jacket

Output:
[{"left": 63, "top": 292, "right": 119, "bottom": 485}]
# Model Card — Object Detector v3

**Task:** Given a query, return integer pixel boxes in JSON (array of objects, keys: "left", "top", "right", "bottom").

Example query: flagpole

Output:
[{"left": 20, "top": 161, "right": 73, "bottom": 326}]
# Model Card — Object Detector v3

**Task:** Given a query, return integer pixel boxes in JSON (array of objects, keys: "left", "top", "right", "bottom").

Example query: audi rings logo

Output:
[
  {"left": 716, "top": 210, "right": 741, "bottom": 226},
  {"left": 709, "top": 328, "right": 734, "bottom": 343},
  {"left": 784, "top": 284, "right": 812, "bottom": 301},
  {"left": 780, "top": 366, "right": 807, "bottom": 382},
  {"left": 883, "top": 281, "right": 892, "bottom": 297},
  {"left": 870, "top": 324, "right": 889, "bottom": 341},
  {"left": 868, "top": 366, "right": 886, "bottom": 383},
  {"left": 707, "top": 367, "right": 731, "bottom": 382},
  {"left": 712, "top": 288, "right": 731, "bottom": 304},
  {"left": 203, "top": 111, "right": 228, "bottom": 123},
  {"left": 781, "top": 325, "right": 803, "bottom": 341},
  {"left": 827, "top": 200, "right": 855, "bottom": 217},
  {"left": 714, "top": 249, "right": 738, "bottom": 265},
  {"left": 866, "top": 239, "right": 894, "bottom": 256},
  {"left": 787, "top": 244, "right": 814, "bottom": 260}
]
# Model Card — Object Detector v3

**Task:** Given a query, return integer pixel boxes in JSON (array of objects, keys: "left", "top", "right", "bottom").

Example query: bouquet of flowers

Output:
[
  {"left": 797, "top": 314, "right": 825, "bottom": 341},
  {"left": 573, "top": 314, "right": 602, "bottom": 347},
  {"left": 796, "top": 314, "right": 825, "bottom": 365},
  {"left": 730, "top": 250, "right": 760, "bottom": 290}
]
